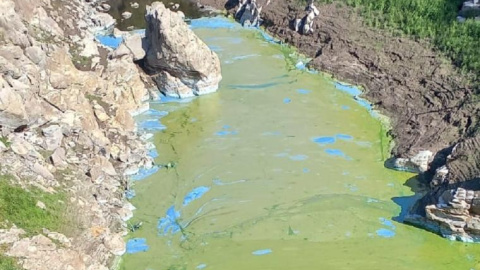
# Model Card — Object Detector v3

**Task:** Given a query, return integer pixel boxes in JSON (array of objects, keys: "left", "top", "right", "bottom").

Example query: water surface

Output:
[{"left": 122, "top": 18, "right": 480, "bottom": 270}]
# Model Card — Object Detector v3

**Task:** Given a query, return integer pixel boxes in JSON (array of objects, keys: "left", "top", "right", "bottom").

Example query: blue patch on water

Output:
[
  {"left": 376, "top": 228, "right": 396, "bottom": 238},
  {"left": 215, "top": 125, "right": 238, "bottom": 136},
  {"left": 158, "top": 206, "right": 181, "bottom": 235},
  {"left": 336, "top": 134, "right": 353, "bottom": 141},
  {"left": 313, "top": 137, "right": 336, "bottom": 145},
  {"left": 341, "top": 105, "right": 350, "bottom": 110},
  {"left": 259, "top": 30, "right": 277, "bottom": 43},
  {"left": 126, "top": 238, "right": 149, "bottom": 254},
  {"left": 139, "top": 120, "right": 167, "bottom": 131},
  {"left": 196, "top": 264, "right": 207, "bottom": 269},
  {"left": 183, "top": 186, "right": 210, "bottom": 206},
  {"left": 334, "top": 82, "right": 362, "bottom": 96},
  {"left": 297, "top": 89, "right": 311, "bottom": 94},
  {"left": 380, "top": 218, "right": 396, "bottom": 229},
  {"left": 303, "top": 168, "right": 310, "bottom": 173},
  {"left": 334, "top": 83, "right": 375, "bottom": 112},
  {"left": 229, "top": 82, "right": 280, "bottom": 90},
  {"left": 95, "top": 35, "right": 123, "bottom": 49},
  {"left": 190, "top": 17, "right": 240, "bottom": 29},
  {"left": 125, "top": 189, "right": 136, "bottom": 200},
  {"left": 215, "top": 130, "right": 230, "bottom": 136},
  {"left": 148, "top": 149, "right": 159, "bottom": 158},
  {"left": 355, "top": 97, "right": 373, "bottom": 111},
  {"left": 153, "top": 94, "right": 196, "bottom": 104},
  {"left": 283, "top": 98, "right": 291, "bottom": 104},
  {"left": 289, "top": 155, "right": 308, "bottom": 161},
  {"left": 130, "top": 167, "right": 160, "bottom": 181},
  {"left": 252, "top": 249, "right": 272, "bottom": 255},
  {"left": 325, "top": 149, "right": 345, "bottom": 157},
  {"left": 295, "top": 61, "right": 306, "bottom": 70},
  {"left": 144, "top": 109, "right": 169, "bottom": 117}
]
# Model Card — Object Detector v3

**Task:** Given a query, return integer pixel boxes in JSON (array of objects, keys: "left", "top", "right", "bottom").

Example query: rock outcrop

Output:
[
  {"left": 144, "top": 2, "right": 222, "bottom": 98},
  {"left": 406, "top": 136, "right": 480, "bottom": 242},
  {"left": 0, "top": 0, "right": 154, "bottom": 269},
  {"left": 235, "top": 0, "right": 263, "bottom": 27},
  {"left": 293, "top": 0, "right": 320, "bottom": 35}
]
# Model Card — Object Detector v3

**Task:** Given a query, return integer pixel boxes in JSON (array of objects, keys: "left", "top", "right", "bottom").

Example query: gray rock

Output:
[
  {"left": 103, "top": 233, "right": 126, "bottom": 256},
  {"left": 393, "top": 150, "right": 433, "bottom": 173},
  {"left": 24, "top": 46, "right": 46, "bottom": 65},
  {"left": 124, "top": 34, "right": 147, "bottom": 61},
  {"left": 31, "top": 162, "right": 55, "bottom": 181},
  {"left": 0, "top": 81, "right": 29, "bottom": 128},
  {"left": 36, "top": 200, "right": 47, "bottom": 210},
  {"left": 122, "top": 11, "right": 132, "bottom": 19},
  {"left": 42, "top": 125, "right": 63, "bottom": 151},
  {"left": 98, "top": 3, "right": 111, "bottom": 12},
  {"left": 144, "top": 2, "right": 222, "bottom": 98},
  {"left": 50, "top": 147, "right": 67, "bottom": 168},
  {"left": 0, "top": 226, "right": 25, "bottom": 245}
]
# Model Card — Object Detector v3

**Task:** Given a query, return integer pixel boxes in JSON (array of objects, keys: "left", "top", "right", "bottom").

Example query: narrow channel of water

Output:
[{"left": 122, "top": 18, "right": 480, "bottom": 270}]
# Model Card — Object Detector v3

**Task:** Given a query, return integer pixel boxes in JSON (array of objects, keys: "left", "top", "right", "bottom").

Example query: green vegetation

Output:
[
  {"left": 0, "top": 254, "right": 21, "bottom": 270},
  {"left": 0, "top": 176, "right": 67, "bottom": 235},
  {"left": 0, "top": 136, "right": 11, "bottom": 148},
  {"left": 320, "top": 0, "right": 480, "bottom": 78}
]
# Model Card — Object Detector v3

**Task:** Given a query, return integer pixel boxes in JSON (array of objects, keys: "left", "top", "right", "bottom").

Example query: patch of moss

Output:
[
  {"left": 0, "top": 176, "right": 67, "bottom": 236},
  {"left": 0, "top": 254, "right": 21, "bottom": 270},
  {"left": 0, "top": 136, "right": 11, "bottom": 148}
]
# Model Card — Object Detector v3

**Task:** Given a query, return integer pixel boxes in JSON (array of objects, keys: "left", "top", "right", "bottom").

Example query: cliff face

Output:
[{"left": 0, "top": 0, "right": 153, "bottom": 269}]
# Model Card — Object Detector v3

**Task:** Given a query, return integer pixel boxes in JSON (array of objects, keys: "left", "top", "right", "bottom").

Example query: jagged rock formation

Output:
[
  {"left": 406, "top": 136, "right": 480, "bottom": 242},
  {"left": 0, "top": 0, "right": 155, "bottom": 269},
  {"left": 235, "top": 0, "right": 264, "bottom": 27},
  {"left": 144, "top": 2, "right": 222, "bottom": 98},
  {"left": 293, "top": 0, "right": 320, "bottom": 35}
]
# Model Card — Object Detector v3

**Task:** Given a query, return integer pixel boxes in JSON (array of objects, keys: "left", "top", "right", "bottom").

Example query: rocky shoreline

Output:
[
  {"left": 0, "top": 0, "right": 224, "bottom": 268},
  {"left": 0, "top": 0, "right": 153, "bottom": 269},
  {"left": 194, "top": 0, "right": 480, "bottom": 241}
]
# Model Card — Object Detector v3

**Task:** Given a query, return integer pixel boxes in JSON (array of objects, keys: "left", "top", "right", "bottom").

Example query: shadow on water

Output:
[
  {"left": 107, "top": 0, "right": 208, "bottom": 30},
  {"left": 391, "top": 175, "right": 427, "bottom": 223},
  {"left": 386, "top": 145, "right": 456, "bottom": 223}
]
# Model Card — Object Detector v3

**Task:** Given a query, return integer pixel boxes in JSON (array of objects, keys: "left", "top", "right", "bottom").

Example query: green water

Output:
[{"left": 122, "top": 19, "right": 480, "bottom": 270}]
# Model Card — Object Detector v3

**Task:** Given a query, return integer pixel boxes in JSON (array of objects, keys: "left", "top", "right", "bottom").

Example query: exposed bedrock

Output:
[
  {"left": 406, "top": 136, "right": 480, "bottom": 242},
  {"left": 143, "top": 2, "right": 222, "bottom": 98}
]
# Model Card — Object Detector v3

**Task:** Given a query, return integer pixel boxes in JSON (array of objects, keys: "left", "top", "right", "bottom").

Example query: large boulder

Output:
[{"left": 144, "top": 2, "right": 222, "bottom": 98}]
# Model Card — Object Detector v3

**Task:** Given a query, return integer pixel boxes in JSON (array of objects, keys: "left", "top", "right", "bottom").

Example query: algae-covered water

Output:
[{"left": 122, "top": 18, "right": 480, "bottom": 270}]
